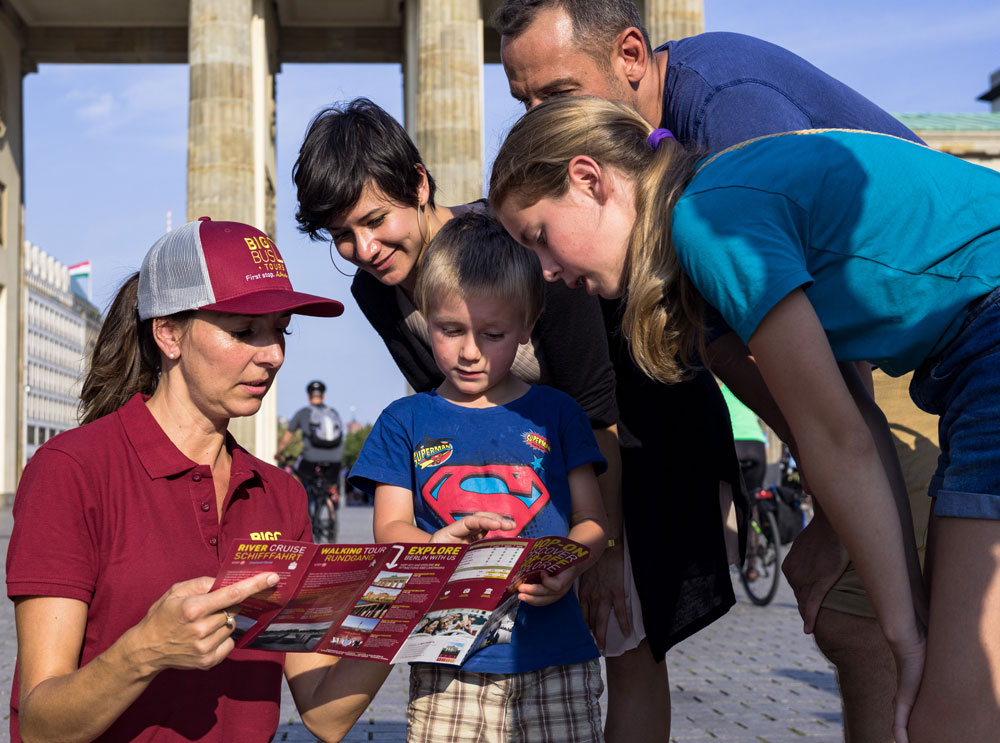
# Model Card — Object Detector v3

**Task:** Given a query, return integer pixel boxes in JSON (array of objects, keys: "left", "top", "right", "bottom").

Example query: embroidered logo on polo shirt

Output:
[{"left": 250, "top": 530, "right": 283, "bottom": 540}]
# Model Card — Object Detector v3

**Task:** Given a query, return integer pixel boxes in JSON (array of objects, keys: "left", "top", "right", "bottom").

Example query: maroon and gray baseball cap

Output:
[{"left": 138, "top": 217, "right": 343, "bottom": 321}]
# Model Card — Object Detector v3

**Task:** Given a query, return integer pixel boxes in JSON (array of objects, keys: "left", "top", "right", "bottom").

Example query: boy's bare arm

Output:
[
  {"left": 565, "top": 464, "right": 611, "bottom": 559},
  {"left": 373, "top": 484, "right": 431, "bottom": 543},
  {"left": 518, "top": 463, "right": 609, "bottom": 607},
  {"left": 577, "top": 424, "right": 628, "bottom": 647}
]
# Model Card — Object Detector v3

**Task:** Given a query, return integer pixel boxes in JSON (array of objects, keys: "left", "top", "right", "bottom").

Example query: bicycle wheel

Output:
[
  {"left": 325, "top": 508, "right": 338, "bottom": 543},
  {"left": 326, "top": 509, "right": 337, "bottom": 544},
  {"left": 740, "top": 505, "right": 782, "bottom": 606}
]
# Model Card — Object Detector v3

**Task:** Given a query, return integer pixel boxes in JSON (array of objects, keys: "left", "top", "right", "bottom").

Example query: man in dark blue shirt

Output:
[{"left": 495, "top": 2, "right": 927, "bottom": 742}]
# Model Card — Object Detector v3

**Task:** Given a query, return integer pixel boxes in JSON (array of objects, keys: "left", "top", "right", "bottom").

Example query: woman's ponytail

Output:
[
  {"left": 621, "top": 136, "right": 706, "bottom": 384},
  {"left": 78, "top": 273, "right": 162, "bottom": 424}
]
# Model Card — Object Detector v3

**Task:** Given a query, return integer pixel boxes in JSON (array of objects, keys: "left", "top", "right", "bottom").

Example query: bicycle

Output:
[
  {"left": 738, "top": 449, "right": 810, "bottom": 606},
  {"left": 740, "top": 486, "right": 783, "bottom": 606},
  {"left": 278, "top": 456, "right": 340, "bottom": 544}
]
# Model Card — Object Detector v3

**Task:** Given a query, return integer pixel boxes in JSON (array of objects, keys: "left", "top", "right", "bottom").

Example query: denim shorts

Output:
[{"left": 910, "top": 286, "right": 1000, "bottom": 519}]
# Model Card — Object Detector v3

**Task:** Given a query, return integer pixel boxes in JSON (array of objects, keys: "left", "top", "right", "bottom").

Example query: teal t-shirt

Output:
[{"left": 672, "top": 130, "right": 1000, "bottom": 376}]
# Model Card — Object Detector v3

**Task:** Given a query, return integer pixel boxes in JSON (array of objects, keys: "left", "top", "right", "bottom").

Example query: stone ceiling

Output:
[{"left": 4, "top": 1, "right": 506, "bottom": 64}]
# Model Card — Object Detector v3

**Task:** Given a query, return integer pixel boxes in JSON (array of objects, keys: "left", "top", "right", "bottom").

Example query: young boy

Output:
[{"left": 350, "top": 211, "right": 609, "bottom": 742}]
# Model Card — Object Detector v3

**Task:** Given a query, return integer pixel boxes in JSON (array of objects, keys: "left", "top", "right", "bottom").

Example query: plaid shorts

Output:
[{"left": 407, "top": 659, "right": 604, "bottom": 743}]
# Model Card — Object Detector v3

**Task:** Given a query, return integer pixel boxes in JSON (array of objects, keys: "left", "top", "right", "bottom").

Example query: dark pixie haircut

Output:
[
  {"left": 492, "top": 0, "right": 652, "bottom": 58},
  {"left": 293, "top": 97, "right": 437, "bottom": 241},
  {"left": 415, "top": 211, "right": 545, "bottom": 331}
]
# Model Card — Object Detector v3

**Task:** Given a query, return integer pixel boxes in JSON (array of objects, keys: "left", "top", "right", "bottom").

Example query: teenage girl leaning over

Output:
[{"left": 490, "top": 95, "right": 1000, "bottom": 743}]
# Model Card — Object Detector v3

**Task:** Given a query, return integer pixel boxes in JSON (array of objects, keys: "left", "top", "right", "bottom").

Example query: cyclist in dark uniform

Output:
[{"left": 277, "top": 380, "right": 343, "bottom": 541}]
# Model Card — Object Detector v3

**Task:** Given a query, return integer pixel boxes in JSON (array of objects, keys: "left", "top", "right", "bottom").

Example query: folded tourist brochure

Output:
[{"left": 211, "top": 535, "right": 589, "bottom": 665}]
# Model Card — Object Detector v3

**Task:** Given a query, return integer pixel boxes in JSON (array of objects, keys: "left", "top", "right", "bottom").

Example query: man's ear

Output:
[
  {"left": 567, "top": 155, "right": 610, "bottom": 204},
  {"left": 616, "top": 27, "right": 649, "bottom": 86}
]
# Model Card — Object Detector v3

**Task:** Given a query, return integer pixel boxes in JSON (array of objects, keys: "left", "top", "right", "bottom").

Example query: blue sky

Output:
[{"left": 22, "top": 0, "right": 999, "bottom": 424}]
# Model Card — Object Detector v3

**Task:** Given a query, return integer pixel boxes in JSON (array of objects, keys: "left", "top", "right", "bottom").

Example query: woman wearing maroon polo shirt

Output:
[{"left": 6, "top": 219, "right": 510, "bottom": 743}]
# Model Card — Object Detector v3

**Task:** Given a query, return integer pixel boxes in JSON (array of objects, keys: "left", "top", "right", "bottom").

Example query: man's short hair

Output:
[
  {"left": 292, "top": 97, "right": 437, "bottom": 241},
  {"left": 414, "top": 211, "right": 545, "bottom": 331},
  {"left": 492, "top": 0, "right": 652, "bottom": 58}
]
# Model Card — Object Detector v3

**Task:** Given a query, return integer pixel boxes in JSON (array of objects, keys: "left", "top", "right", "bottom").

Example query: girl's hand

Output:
[
  {"left": 517, "top": 569, "right": 576, "bottom": 607},
  {"left": 429, "top": 512, "right": 515, "bottom": 544},
  {"left": 126, "top": 572, "right": 279, "bottom": 677},
  {"left": 781, "top": 504, "right": 850, "bottom": 634},
  {"left": 891, "top": 630, "right": 927, "bottom": 743}
]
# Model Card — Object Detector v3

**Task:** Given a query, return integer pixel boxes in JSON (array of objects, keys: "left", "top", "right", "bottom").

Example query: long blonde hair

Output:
[{"left": 489, "top": 96, "right": 704, "bottom": 384}]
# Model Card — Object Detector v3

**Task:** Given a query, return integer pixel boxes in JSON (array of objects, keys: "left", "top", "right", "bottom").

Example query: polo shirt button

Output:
[
  {"left": 201, "top": 502, "right": 211, "bottom": 512},
  {"left": 192, "top": 473, "right": 203, "bottom": 482},
  {"left": 209, "top": 537, "right": 218, "bottom": 546}
]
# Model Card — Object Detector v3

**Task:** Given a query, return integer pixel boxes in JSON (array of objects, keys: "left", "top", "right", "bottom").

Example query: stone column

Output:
[
  {"left": 251, "top": 0, "right": 278, "bottom": 241},
  {"left": 187, "top": 0, "right": 254, "bottom": 224},
  {"left": 187, "top": 0, "right": 279, "bottom": 457},
  {"left": 0, "top": 5, "right": 26, "bottom": 501},
  {"left": 645, "top": 0, "right": 704, "bottom": 44},
  {"left": 406, "top": 0, "right": 484, "bottom": 204}
]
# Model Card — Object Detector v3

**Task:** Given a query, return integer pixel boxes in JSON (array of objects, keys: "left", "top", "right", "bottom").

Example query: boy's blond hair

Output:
[{"left": 415, "top": 211, "right": 545, "bottom": 331}]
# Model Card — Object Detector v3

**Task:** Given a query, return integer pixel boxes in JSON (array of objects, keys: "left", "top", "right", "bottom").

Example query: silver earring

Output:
[
  {"left": 168, "top": 353, "right": 175, "bottom": 359},
  {"left": 328, "top": 236, "right": 358, "bottom": 278}
]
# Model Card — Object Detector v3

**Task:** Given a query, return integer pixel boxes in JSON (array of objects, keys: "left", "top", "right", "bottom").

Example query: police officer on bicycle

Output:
[{"left": 277, "top": 380, "right": 344, "bottom": 541}]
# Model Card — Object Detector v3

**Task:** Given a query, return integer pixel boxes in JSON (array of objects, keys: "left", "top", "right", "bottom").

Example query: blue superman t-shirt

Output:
[{"left": 350, "top": 384, "right": 606, "bottom": 673}]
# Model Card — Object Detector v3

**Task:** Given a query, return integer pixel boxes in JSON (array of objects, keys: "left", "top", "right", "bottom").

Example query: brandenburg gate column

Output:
[
  {"left": 187, "top": 0, "right": 279, "bottom": 457},
  {"left": 404, "top": 0, "right": 484, "bottom": 204},
  {"left": 644, "top": 0, "right": 704, "bottom": 43},
  {"left": 188, "top": 0, "right": 254, "bottom": 225}
]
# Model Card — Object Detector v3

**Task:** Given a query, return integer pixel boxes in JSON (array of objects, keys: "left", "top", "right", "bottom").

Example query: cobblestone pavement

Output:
[{"left": 0, "top": 504, "right": 844, "bottom": 742}]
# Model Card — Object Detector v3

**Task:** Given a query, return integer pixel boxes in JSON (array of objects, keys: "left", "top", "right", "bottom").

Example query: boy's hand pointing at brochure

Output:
[{"left": 429, "top": 512, "right": 516, "bottom": 544}]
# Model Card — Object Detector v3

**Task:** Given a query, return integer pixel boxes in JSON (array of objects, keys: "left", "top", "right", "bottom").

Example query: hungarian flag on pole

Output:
[{"left": 68, "top": 261, "right": 91, "bottom": 278}]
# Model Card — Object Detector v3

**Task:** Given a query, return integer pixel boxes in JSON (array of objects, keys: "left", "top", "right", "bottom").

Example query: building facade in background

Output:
[
  {"left": 22, "top": 241, "right": 100, "bottom": 464},
  {"left": 898, "top": 112, "right": 1000, "bottom": 172}
]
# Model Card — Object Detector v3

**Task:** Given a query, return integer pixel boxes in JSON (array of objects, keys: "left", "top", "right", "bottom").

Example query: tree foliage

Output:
[{"left": 342, "top": 424, "right": 372, "bottom": 471}]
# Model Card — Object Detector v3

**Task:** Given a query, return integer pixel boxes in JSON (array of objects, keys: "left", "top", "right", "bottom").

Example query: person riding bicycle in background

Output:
[
  {"left": 720, "top": 381, "right": 768, "bottom": 494},
  {"left": 277, "top": 380, "right": 344, "bottom": 540}
]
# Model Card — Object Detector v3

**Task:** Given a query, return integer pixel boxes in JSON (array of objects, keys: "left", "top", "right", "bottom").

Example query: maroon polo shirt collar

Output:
[{"left": 117, "top": 394, "right": 267, "bottom": 488}]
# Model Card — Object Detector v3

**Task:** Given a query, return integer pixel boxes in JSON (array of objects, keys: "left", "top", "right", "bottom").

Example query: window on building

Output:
[{"left": 27, "top": 425, "right": 35, "bottom": 445}]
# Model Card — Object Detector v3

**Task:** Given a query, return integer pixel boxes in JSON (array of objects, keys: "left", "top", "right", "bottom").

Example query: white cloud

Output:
[
  {"left": 74, "top": 91, "right": 116, "bottom": 121},
  {"left": 57, "top": 67, "right": 187, "bottom": 142},
  {"left": 120, "top": 68, "right": 188, "bottom": 113}
]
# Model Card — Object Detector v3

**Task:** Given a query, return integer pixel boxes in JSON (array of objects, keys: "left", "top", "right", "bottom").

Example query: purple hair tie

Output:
[{"left": 647, "top": 128, "right": 674, "bottom": 149}]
